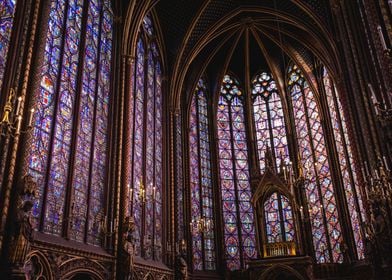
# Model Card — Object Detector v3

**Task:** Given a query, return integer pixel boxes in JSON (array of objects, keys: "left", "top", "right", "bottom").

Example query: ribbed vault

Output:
[{"left": 149, "top": 1, "right": 339, "bottom": 110}]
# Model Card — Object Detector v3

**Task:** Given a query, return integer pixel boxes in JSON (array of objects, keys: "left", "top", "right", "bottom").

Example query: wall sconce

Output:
[{"left": 1, "top": 88, "right": 34, "bottom": 137}]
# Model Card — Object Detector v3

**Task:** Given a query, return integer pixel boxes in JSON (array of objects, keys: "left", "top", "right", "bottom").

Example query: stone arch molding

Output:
[
  {"left": 58, "top": 257, "right": 108, "bottom": 280},
  {"left": 25, "top": 250, "right": 54, "bottom": 280},
  {"left": 258, "top": 264, "right": 306, "bottom": 280}
]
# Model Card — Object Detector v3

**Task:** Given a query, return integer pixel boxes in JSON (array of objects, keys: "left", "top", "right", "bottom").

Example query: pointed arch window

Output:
[
  {"left": 264, "top": 192, "right": 295, "bottom": 244},
  {"left": 288, "top": 64, "right": 343, "bottom": 263},
  {"left": 0, "top": 0, "right": 17, "bottom": 91},
  {"left": 252, "top": 72, "right": 289, "bottom": 172},
  {"left": 217, "top": 74, "right": 256, "bottom": 270},
  {"left": 28, "top": 0, "right": 113, "bottom": 245},
  {"left": 323, "top": 67, "right": 365, "bottom": 259},
  {"left": 126, "top": 14, "right": 163, "bottom": 261},
  {"left": 189, "top": 78, "right": 216, "bottom": 271}
]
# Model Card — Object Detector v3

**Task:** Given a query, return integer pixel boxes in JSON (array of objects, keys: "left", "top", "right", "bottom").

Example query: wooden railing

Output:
[{"left": 263, "top": 241, "right": 296, "bottom": 258}]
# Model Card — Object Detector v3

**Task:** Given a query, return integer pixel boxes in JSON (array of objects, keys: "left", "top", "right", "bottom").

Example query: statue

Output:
[
  {"left": 9, "top": 175, "right": 37, "bottom": 278},
  {"left": 175, "top": 242, "right": 188, "bottom": 280},
  {"left": 123, "top": 216, "right": 136, "bottom": 280}
]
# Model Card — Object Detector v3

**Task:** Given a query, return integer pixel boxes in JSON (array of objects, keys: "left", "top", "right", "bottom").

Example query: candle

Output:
[
  {"left": 300, "top": 206, "right": 304, "bottom": 219},
  {"left": 364, "top": 161, "right": 370, "bottom": 177},
  {"left": 153, "top": 186, "right": 156, "bottom": 200},
  {"left": 375, "top": 169, "right": 380, "bottom": 180},
  {"left": 377, "top": 25, "right": 388, "bottom": 50},
  {"left": 16, "top": 115, "right": 22, "bottom": 134},
  {"left": 368, "top": 83, "right": 377, "bottom": 103},
  {"left": 364, "top": 184, "right": 369, "bottom": 200},
  {"left": 389, "top": 0, "right": 392, "bottom": 13},
  {"left": 28, "top": 108, "right": 35, "bottom": 127},
  {"left": 383, "top": 156, "right": 390, "bottom": 171},
  {"left": 15, "top": 96, "right": 22, "bottom": 116},
  {"left": 361, "top": 167, "right": 367, "bottom": 183}
]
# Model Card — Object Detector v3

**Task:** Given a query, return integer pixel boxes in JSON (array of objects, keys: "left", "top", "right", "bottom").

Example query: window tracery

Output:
[
  {"left": 126, "top": 14, "right": 163, "bottom": 260},
  {"left": 288, "top": 64, "right": 343, "bottom": 263},
  {"left": 0, "top": 0, "right": 17, "bottom": 92},
  {"left": 189, "top": 78, "right": 216, "bottom": 270},
  {"left": 28, "top": 0, "right": 113, "bottom": 245},
  {"left": 217, "top": 74, "right": 257, "bottom": 270}
]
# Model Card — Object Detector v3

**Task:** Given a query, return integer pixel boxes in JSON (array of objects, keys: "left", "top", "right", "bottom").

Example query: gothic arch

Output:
[
  {"left": 259, "top": 264, "right": 306, "bottom": 280},
  {"left": 25, "top": 251, "right": 54, "bottom": 280},
  {"left": 58, "top": 257, "right": 107, "bottom": 280}
]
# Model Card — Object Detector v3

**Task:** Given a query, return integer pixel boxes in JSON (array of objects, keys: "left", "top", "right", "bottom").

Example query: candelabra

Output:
[
  {"left": 368, "top": 83, "right": 392, "bottom": 122},
  {"left": 189, "top": 217, "right": 212, "bottom": 235},
  {"left": 99, "top": 214, "right": 116, "bottom": 238},
  {"left": 137, "top": 181, "right": 156, "bottom": 204},
  {"left": 362, "top": 157, "right": 392, "bottom": 206},
  {"left": 361, "top": 157, "right": 392, "bottom": 266},
  {"left": 0, "top": 88, "right": 35, "bottom": 137}
]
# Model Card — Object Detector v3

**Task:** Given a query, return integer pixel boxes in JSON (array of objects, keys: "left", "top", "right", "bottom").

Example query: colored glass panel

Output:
[
  {"left": 289, "top": 65, "right": 342, "bottom": 263},
  {"left": 189, "top": 79, "right": 216, "bottom": 271},
  {"left": 263, "top": 192, "right": 294, "bottom": 243},
  {"left": 154, "top": 61, "right": 163, "bottom": 261},
  {"left": 252, "top": 72, "right": 289, "bottom": 172},
  {"left": 127, "top": 16, "right": 162, "bottom": 261},
  {"left": 176, "top": 114, "right": 185, "bottom": 244},
  {"left": 218, "top": 75, "right": 256, "bottom": 270},
  {"left": 323, "top": 68, "right": 364, "bottom": 259},
  {"left": 132, "top": 39, "right": 145, "bottom": 254},
  {"left": 28, "top": 0, "right": 112, "bottom": 245},
  {"left": 0, "top": 0, "right": 16, "bottom": 91},
  {"left": 87, "top": 2, "right": 112, "bottom": 245}
]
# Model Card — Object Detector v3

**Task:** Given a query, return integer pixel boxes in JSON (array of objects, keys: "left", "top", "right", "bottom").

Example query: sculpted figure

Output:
[{"left": 123, "top": 217, "right": 136, "bottom": 279}]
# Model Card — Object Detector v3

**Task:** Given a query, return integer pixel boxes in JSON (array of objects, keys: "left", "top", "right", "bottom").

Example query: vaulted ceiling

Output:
[{"left": 150, "top": 0, "right": 337, "bottom": 108}]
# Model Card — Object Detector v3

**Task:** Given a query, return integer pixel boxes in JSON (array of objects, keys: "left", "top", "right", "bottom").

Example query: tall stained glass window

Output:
[
  {"left": 264, "top": 192, "right": 295, "bottom": 243},
  {"left": 0, "top": 0, "right": 17, "bottom": 91},
  {"left": 28, "top": 0, "right": 113, "bottom": 245},
  {"left": 176, "top": 113, "right": 185, "bottom": 248},
  {"left": 189, "top": 79, "right": 216, "bottom": 271},
  {"left": 252, "top": 72, "right": 289, "bottom": 171},
  {"left": 217, "top": 74, "right": 256, "bottom": 270},
  {"left": 126, "top": 14, "right": 163, "bottom": 261},
  {"left": 288, "top": 64, "right": 343, "bottom": 263},
  {"left": 323, "top": 67, "right": 365, "bottom": 259}
]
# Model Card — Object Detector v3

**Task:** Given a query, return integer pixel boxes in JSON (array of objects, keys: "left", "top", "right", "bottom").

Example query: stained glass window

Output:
[
  {"left": 217, "top": 74, "right": 256, "bottom": 270},
  {"left": 252, "top": 72, "right": 289, "bottom": 172},
  {"left": 28, "top": 0, "right": 113, "bottom": 245},
  {"left": 126, "top": 16, "right": 163, "bottom": 261},
  {"left": 288, "top": 64, "right": 342, "bottom": 263},
  {"left": 189, "top": 79, "right": 216, "bottom": 271},
  {"left": 264, "top": 192, "right": 295, "bottom": 243},
  {"left": 175, "top": 113, "right": 185, "bottom": 246},
  {"left": 323, "top": 67, "right": 365, "bottom": 259},
  {"left": 0, "top": 0, "right": 17, "bottom": 91}
]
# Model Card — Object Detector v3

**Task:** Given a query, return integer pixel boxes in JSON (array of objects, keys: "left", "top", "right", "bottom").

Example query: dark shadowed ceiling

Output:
[{"left": 152, "top": 0, "right": 335, "bottom": 107}]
